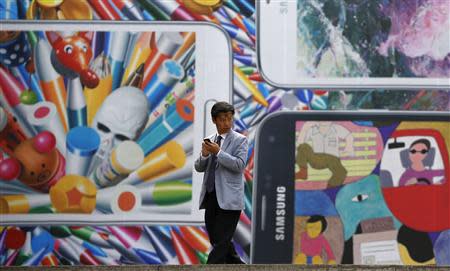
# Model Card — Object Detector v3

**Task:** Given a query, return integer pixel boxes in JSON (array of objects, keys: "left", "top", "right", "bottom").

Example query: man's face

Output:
[{"left": 213, "top": 112, "right": 234, "bottom": 135}]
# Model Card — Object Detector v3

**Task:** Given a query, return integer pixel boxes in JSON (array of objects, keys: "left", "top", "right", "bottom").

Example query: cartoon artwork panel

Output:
[
  {"left": 0, "top": 29, "right": 195, "bottom": 222},
  {"left": 292, "top": 119, "right": 449, "bottom": 266}
]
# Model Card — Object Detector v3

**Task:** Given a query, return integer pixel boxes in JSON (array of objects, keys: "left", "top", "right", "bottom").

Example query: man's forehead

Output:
[{"left": 216, "top": 112, "right": 234, "bottom": 118}]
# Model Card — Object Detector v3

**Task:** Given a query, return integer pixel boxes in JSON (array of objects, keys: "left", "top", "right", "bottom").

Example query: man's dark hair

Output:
[
  {"left": 307, "top": 215, "right": 328, "bottom": 233},
  {"left": 211, "top": 101, "right": 235, "bottom": 119}
]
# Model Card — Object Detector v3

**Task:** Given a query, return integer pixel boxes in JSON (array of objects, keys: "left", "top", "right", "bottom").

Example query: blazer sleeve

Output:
[
  {"left": 194, "top": 153, "right": 209, "bottom": 172},
  {"left": 216, "top": 136, "right": 248, "bottom": 173}
]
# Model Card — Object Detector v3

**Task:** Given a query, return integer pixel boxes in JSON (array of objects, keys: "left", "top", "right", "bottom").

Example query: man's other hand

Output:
[{"left": 202, "top": 142, "right": 211, "bottom": 157}]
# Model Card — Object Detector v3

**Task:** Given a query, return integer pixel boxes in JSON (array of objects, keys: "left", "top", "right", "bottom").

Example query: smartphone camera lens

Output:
[{"left": 268, "top": 135, "right": 276, "bottom": 143}]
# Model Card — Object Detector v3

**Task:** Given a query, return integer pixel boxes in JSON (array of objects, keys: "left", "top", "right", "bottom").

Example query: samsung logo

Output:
[{"left": 275, "top": 186, "right": 286, "bottom": 241}]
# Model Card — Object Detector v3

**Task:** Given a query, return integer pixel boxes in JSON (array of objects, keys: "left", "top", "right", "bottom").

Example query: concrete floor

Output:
[{"left": 2, "top": 265, "right": 449, "bottom": 271}]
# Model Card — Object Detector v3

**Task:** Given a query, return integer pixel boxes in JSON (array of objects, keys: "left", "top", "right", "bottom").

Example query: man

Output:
[{"left": 194, "top": 101, "right": 248, "bottom": 264}]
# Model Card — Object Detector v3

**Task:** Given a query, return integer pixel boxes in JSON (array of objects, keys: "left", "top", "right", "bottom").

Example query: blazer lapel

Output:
[{"left": 221, "top": 130, "right": 234, "bottom": 152}]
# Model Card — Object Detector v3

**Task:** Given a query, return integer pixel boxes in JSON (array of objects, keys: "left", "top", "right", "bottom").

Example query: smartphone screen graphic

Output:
[
  {"left": 0, "top": 28, "right": 197, "bottom": 224},
  {"left": 293, "top": 119, "right": 448, "bottom": 265},
  {"left": 252, "top": 112, "right": 450, "bottom": 265},
  {"left": 0, "top": 22, "right": 232, "bottom": 225},
  {"left": 295, "top": 0, "right": 450, "bottom": 79},
  {"left": 258, "top": 1, "right": 450, "bottom": 88}
]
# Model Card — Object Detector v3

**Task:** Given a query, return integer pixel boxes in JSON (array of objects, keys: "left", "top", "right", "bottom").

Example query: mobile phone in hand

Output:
[{"left": 204, "top": 138, "right": 212, "bottom": 144}]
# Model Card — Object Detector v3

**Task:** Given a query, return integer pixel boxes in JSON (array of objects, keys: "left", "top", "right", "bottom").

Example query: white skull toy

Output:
[
  {"left": 88, "top": 86, "right": 149, "bottom": 177},
  {"left": 93, "top": 86, "right": 149, "bottom": 144}
]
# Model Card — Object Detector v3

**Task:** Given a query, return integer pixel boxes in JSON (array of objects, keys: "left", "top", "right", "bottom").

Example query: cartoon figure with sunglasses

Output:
[{"left": 399, "top": 139, "right": 445, "bottom": 186}]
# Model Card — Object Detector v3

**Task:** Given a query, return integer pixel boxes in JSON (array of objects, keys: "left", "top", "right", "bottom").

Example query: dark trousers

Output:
[{"left": 203, "top": 191, "right": 243, "bottom": 264}]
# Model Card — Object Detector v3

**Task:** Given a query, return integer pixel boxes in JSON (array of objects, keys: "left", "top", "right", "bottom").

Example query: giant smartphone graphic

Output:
[
  {"left": 0, "top": 21, "right": 232, "bottom": 225},
  {"left": 251, "top": 111, "right": 450, "bottom": 264},
  {"left": 258, "top": 1, "right": 450, "bottom": 89}
]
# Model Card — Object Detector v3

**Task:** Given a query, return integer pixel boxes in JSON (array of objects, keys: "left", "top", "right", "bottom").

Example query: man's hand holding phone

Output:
[{"left": 203, "top": 138, "right": 220, "bottom": 155}]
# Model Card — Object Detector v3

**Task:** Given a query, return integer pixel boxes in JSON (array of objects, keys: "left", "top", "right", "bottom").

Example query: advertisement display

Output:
[
  {"left": 252, "top": 111, "right": 450, "bottom": 266},
  {"left": 1, "top": 21, "right": 233, "bottom": 225},
  {"left": 0, "top": 0, "right": 448, "bottom": 267}
]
